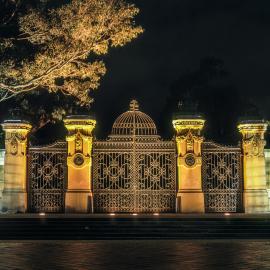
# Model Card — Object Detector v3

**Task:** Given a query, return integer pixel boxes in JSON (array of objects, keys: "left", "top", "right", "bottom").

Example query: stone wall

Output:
[
  {"left": 265, "top": 149, "right": 270, "bottom": 209},
  {"left": 265, "top": 149, "right": 270, "bottom": 195},
  {"left": 0, "top": 149, "right": 4, "bottom": 198}
]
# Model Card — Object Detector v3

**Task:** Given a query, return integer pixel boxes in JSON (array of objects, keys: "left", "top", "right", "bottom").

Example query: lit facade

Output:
[
  {"left": 0, "top": 100, "right": 269, "bottom": 214},
  {"left": 92, "top": 100, "right": 176, "bottom": 213}
]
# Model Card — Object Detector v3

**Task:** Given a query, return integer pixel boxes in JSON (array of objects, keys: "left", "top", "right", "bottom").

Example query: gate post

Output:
[
  {"left": 64, "top": 115, "right": 96, "bottom": 213},
  {"left": 1, "top": 120, "right": 32, "bottom": 213},
  {"left": 172, "top": 115, "right": 205, "bottom": 213},
  {"left": 238, "top": 120, "right": 269, "bottom": 213}
]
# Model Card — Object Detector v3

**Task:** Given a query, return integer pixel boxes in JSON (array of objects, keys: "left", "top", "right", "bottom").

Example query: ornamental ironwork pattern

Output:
[
  {"left": 93, "top": 100, "right": 176, "bottom": 213},
  {"left": 93, "top": 145, "right": 176, "bottom": 213},
  {"left": 28, "top": 141, "right": 67, "bottom": 213},
  {"left": 138, "top": 153, "right": 174, "bottom": 190},
  {"left": 110, "top": 99, "right": 158, "bottom": 137},
  {"left": 202, "top": 142, "right": 243, "bottom": 213}
]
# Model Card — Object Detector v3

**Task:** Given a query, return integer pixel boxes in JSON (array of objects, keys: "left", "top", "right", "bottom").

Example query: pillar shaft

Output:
[
  {"left": 173, "top": 118, "right": 205, "bottom": 213},
  {"left": 0, "top": 149, "right": 5, "bottom": 198},
  {"left": 64, "top": 116, "right": 96, "bottom": 213},
  {"left": 238, "top": 121, "right": 269, "bottom": 213},
  {"left": 1, "top": 120, "right": 32, "bottom": 213}
]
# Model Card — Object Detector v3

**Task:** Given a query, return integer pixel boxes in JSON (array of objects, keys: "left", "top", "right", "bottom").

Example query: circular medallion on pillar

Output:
[
  {"left": 184, "top": 153, "right": 196, "bottom": 167},
  {"left": 73, "top": 153, "right": 85, "bottom": 167}
]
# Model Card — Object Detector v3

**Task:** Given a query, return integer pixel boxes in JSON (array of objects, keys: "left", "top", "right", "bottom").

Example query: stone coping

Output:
[
  {"left": 172, "top": 113, "right": 204, "bottom": 120},
  {"left": 238, "top": 119, "right": 266, "bottom": 125},
  {"left": 2, "top": 119, "right": 31, "bottom": 124},
  {"left": 65, "top": 114, "right": 96, "bottom": 120}
]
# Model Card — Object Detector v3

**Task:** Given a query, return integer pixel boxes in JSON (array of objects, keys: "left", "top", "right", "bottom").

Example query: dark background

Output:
[
  {"left": 91, "top": 0, "right": 270, "bottom": 143},
  {"left": 1, "top": 0, "right": 270, "bottom": 145}
]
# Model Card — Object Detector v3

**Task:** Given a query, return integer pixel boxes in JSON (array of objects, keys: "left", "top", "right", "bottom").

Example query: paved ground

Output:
[
  {"left": 0, "top": 214, "right": 270, "bottom": 268},
  {"left": 0, "top": 240, "right": 269, "bottom": 270}
]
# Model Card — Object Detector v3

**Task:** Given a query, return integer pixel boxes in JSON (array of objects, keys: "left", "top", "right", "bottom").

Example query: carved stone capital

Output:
[
  {"left": 1, "top": 121, "right": 32, "bottom": 157},
  {"left": 238, "top": 122, "right": 267, "bottom": 158},
  {"left": 64, "top": 116, "right": 96, "bottom": 168},
  {"left": 174, "top": 122, "right": 205, "bottom": 158},
  {"left": 173, "top": 119, "right": 205, "bottom": 137},
  {"left": 64, "top": 116, "right": 96, "bottom": 138},
  {"left": 242, "top": 134, "right": 266, "bottom": 157}
]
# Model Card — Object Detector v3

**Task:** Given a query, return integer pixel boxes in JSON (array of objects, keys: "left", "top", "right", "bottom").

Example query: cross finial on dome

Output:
[{"left": 129, "top": 99, "right": 139, "bottom": 111}]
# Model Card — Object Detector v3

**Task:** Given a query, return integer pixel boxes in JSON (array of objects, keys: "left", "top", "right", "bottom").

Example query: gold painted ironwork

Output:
[
  {"left": 28, "top": 141, "right": 67, "bottom": 213},
  {"left": 93, "top": 100, "right": 176, "bottom": 213},
  {"left": 110, "top": 99, "right": 158, "bottom": 137},
  {"left": 202, "top": 142, "right": 243, "bottom": 213}
]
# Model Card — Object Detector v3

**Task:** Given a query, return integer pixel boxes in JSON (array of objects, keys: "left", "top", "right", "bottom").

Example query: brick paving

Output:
[{"left": 0, "top": 240, "right": 269, "bottom": 270}]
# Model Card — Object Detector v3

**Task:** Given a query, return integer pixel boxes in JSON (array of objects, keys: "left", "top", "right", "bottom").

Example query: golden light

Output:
[
  {"left": 109, "top": 213, "right": 115, "bottom": 216},
  {"left": 39, "top": 212, "right": 46, "bottom": 216},
  {"left": 172, "top": 119, "right": 205, "bottom": 134},
  {"left": 153, "top": 213, "right": 159, "bottom": 216},
  {"left": 224, "top": 213, "right": 230, "bottom": 216},
  {"left": 132, "top": 213, "right": 138, "bottom": 216}
]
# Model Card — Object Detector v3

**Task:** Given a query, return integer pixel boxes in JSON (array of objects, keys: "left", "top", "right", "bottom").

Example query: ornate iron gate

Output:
[
  {"left": 202, "top": 142, "right": 243, "bottom": 213},
  {"left": 28, "top": 141, "right": 67, "bottom": 212},
  {"left": 93, "top": 142, "right": 176, "bottom": 213}
]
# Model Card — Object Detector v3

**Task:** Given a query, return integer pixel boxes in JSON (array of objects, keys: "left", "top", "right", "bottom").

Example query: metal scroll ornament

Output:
[
  {"left": 202, "top": 142, "right": 243, "bottom": 213},
  {"left": 28, "top": 141, "right": 67, "bottom": 213},
  {"left": 92, "top": 100, "right": 176, "bottom": 213},
  {"left": 93, "top": 150, "right": 176, "bottom": 213}
]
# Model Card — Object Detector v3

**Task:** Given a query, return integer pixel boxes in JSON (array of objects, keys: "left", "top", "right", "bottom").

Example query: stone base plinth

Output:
[
  {"left": 1, "top": 190, "right": 27, "bottom": 213},
  {"left": 177, "top": 191, "right": 205, "bottom": 213},
  {"left": 244, "top": 190, "right": 269, "bottom": 213},
  {"left": 65, "top": 191, "right": 93, "bottom": 213}
]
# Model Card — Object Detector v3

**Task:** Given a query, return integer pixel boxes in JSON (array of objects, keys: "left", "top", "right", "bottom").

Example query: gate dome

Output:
[{"left": 110, "top": 100, "right": 158, "bottom": 137}]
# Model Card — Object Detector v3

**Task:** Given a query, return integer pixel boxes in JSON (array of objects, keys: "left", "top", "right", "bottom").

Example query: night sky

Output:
[{"left": 91, "top": 0, "right": 270, "bottom": 140}]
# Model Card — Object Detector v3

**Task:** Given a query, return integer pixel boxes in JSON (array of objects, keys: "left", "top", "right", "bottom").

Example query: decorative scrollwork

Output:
[
  {"left": 243, "top": 133, "right": 266, "bottom": 157},
  {"left": 95, "top": 153, "right": 132, "bottom": 190},
  {"left": 93, "top": 141, "right": 176, "bottom": 213},
  {"left": 202, "top": 142, "right": 243, "bottom": 213},
  {"left": 138, "top": 153, "right": 174, "bottom": 190},
  {"left": 10, "top": 136, "right": 18, "bottom": 155},
  {"left": 75, "top": 133, "right": 83, "bottom": 152},
  {"left": 28, "top": 144, "right": 67, "bottom": 213},
  {"left": 6, "top": 132, "right": 26, "bottom": 156}
]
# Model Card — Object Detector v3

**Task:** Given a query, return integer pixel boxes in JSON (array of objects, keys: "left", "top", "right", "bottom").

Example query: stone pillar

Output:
[
  {"left": 238, "top": 120, "right": 269, "bottom": 213},
  {"left": 0, "top": 149, "right": 5, "bottom": 198},
  {"left": 1, "top": 120, "right": 32, "bottom": 213},
  {"left": 172, "top": 117, "right": 205, "bottom": 213},
  {"left": 64, "top": 116, "right": 96, "bottom": 213}
]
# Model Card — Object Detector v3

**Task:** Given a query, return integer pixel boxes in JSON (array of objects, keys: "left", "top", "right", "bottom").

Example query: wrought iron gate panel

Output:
[
  {"left": 93, "top": 142, "right": 176, "bottom": 213},
  {"left": 93, "top": 150, "right": 135, "bottom": 212},
  {"left": 95, "top": 152, "right": 132, "bottom": 189},
  {"left": 28, "top": 141, "right": 67, "bottom": 212},
  {"left": 136, "top": 151, "right": 176, "bottom": 212},
  {"left": 202, "top": 142, "right": 243, "bottom": 213}
]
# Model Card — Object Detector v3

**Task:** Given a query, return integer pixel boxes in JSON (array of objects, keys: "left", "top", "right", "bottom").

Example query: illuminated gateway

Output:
[
  {"left": 92, "top": 100, "right": 176, "bottom": 213},
  {"left": 1, "top": 100, "right": 269, "bottom": 214}
]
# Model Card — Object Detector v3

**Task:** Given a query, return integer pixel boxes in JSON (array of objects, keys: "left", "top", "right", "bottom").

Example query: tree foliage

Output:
[
  {"left": 0, "top": 0, "right": 21, "bottom": 26},
  {"left": 161, "top": 57, "right": 258, "bottom": 144},
  {"left": 0, "top": 0, "right": 143, "bottom": 105}
]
